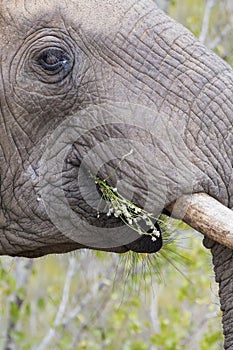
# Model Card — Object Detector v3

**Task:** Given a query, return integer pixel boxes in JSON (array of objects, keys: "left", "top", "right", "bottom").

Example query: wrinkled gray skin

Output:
[{"left": 1, "top": 0, "right": 233, "bottom": 347}]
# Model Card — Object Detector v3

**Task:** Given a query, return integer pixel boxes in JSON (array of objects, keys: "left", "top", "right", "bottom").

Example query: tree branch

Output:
[
  {"left": 36, "top": 255, "right": 76, "bottom": 350},
  {"left": 4, "top": 259, "right": 33, "bottom": 350},
  {"left": 155, "top": 0, "right": 172, "bottom": 13},
  {"left": 209, "top": 23, "right": 233, "bottom": 50},
  {"left": 199, "top": 0, "right": 216, "bottom": 44}
]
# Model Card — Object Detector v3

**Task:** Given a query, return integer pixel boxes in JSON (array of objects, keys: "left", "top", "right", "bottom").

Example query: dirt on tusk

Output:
[{"left": 166, "top": 193, "right": 233, "bottom": 250}]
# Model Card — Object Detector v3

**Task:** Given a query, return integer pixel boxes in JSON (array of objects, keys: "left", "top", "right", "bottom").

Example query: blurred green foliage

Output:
[
  {"left": 169, "top": 0, "right": 233, "bottom": 66},
  {"left": 0, "top": 222, "right": 223, "bottom": 349}
]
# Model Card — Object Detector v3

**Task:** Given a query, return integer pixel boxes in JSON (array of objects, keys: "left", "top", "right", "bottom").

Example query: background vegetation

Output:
[{"left": 1, "top": 1, "right": 233, "bottom": 349}]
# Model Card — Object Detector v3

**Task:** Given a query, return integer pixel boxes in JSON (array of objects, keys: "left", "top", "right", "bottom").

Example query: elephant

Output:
[{"left": 1, "top": 0, "right": 233, "bottom": 347}]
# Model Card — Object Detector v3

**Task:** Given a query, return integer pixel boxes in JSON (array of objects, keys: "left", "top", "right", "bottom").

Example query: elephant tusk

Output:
[{"left": 166, "top": 193, "right": 233, "bottom": 250}]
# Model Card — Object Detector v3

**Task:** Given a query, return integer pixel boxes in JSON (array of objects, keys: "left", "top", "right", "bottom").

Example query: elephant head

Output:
[{"left": 1, "top": 0, "right": 233, "bottom": 347}]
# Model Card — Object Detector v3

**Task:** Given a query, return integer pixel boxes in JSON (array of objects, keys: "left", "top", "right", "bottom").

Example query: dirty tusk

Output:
[{"left": 166, "top": 193, "right": 233, "bottom": 250}]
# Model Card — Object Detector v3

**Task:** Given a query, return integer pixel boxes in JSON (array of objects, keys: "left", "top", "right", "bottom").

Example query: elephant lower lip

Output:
[{"left": 124, "top": 221, "right": 163, "bottom": 254}]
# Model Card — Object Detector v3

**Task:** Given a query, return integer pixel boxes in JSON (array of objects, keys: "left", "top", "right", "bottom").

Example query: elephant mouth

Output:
[
  {"left": 53, "top": 113, "right": 190, "bottom": 255},
  {"left": 86, "top": 220, "right": 164, "bottom": 254},
  {"left": 62, "top": 156, "right": 165, "bottom": 254},
  {"left": 122, "top": 220, "right": 163, "bottom": 253}
]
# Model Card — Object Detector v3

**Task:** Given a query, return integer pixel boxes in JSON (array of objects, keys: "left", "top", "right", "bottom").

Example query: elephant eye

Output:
[
  {"left": 38, "top": 48, "right": 70, "bottom": 72},
  {"left": 31, "top": 46, "right": 74, "bottom": 83}
]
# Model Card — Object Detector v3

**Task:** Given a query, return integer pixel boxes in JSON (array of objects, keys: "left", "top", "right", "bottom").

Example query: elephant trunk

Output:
[
  {"left": 204, "top": 238, "right": 233, "bottom": 350},
  {"left": 168, "top": 194, "right": 233, "bottom": 349}
]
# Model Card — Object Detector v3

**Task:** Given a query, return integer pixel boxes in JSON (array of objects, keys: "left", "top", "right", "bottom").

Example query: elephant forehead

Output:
[{"left": 0, "top": 0, "right": 143, "bottom": 34}]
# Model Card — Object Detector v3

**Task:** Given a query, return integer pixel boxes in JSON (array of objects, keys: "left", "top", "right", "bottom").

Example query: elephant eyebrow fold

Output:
[{"left": 0, "top": 1, "right": 68, "bottom": 38}]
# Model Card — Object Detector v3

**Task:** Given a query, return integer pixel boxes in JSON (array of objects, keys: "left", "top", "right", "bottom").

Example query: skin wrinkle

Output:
[
  {"left": 108, "top": 40, "right": 208, "bottom": 128},
  {"left": 105, "top": 51, "right": 172, "bottom": 102},
  {"left": 0, "top": 80, "right": 34, "bottom": 152},
  {"left": 184, "top": 128, "right": 228, "bottom": 199},
  {"left": 102, "top": 34, "right": 208, "bottom": 110},
  {"left": 137, "top": 50, "right": 199, "bottom": 106},
  {"left": 124, "top": 6, "right": 158, "bottom": 40},
  {"left": 189, "top": 82, "right": 233, "bottom": 186},
  {"left": 11, "top": 184, "right": 34, "bottom": 222},
  {"left": 139, "top": 35, "right": 225, "bottom": 98},
  {"left": 212, "top": 87, "right": 233, "bottom": 143},
  {"left": 6, "top": 227, "right": 68, "bottom": 249},
  {"left": 0, "top": 230, "right": 10, "bottom": 255},
  {"left": 11, "top": 97, "right": 38, "bottom": 137}
]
